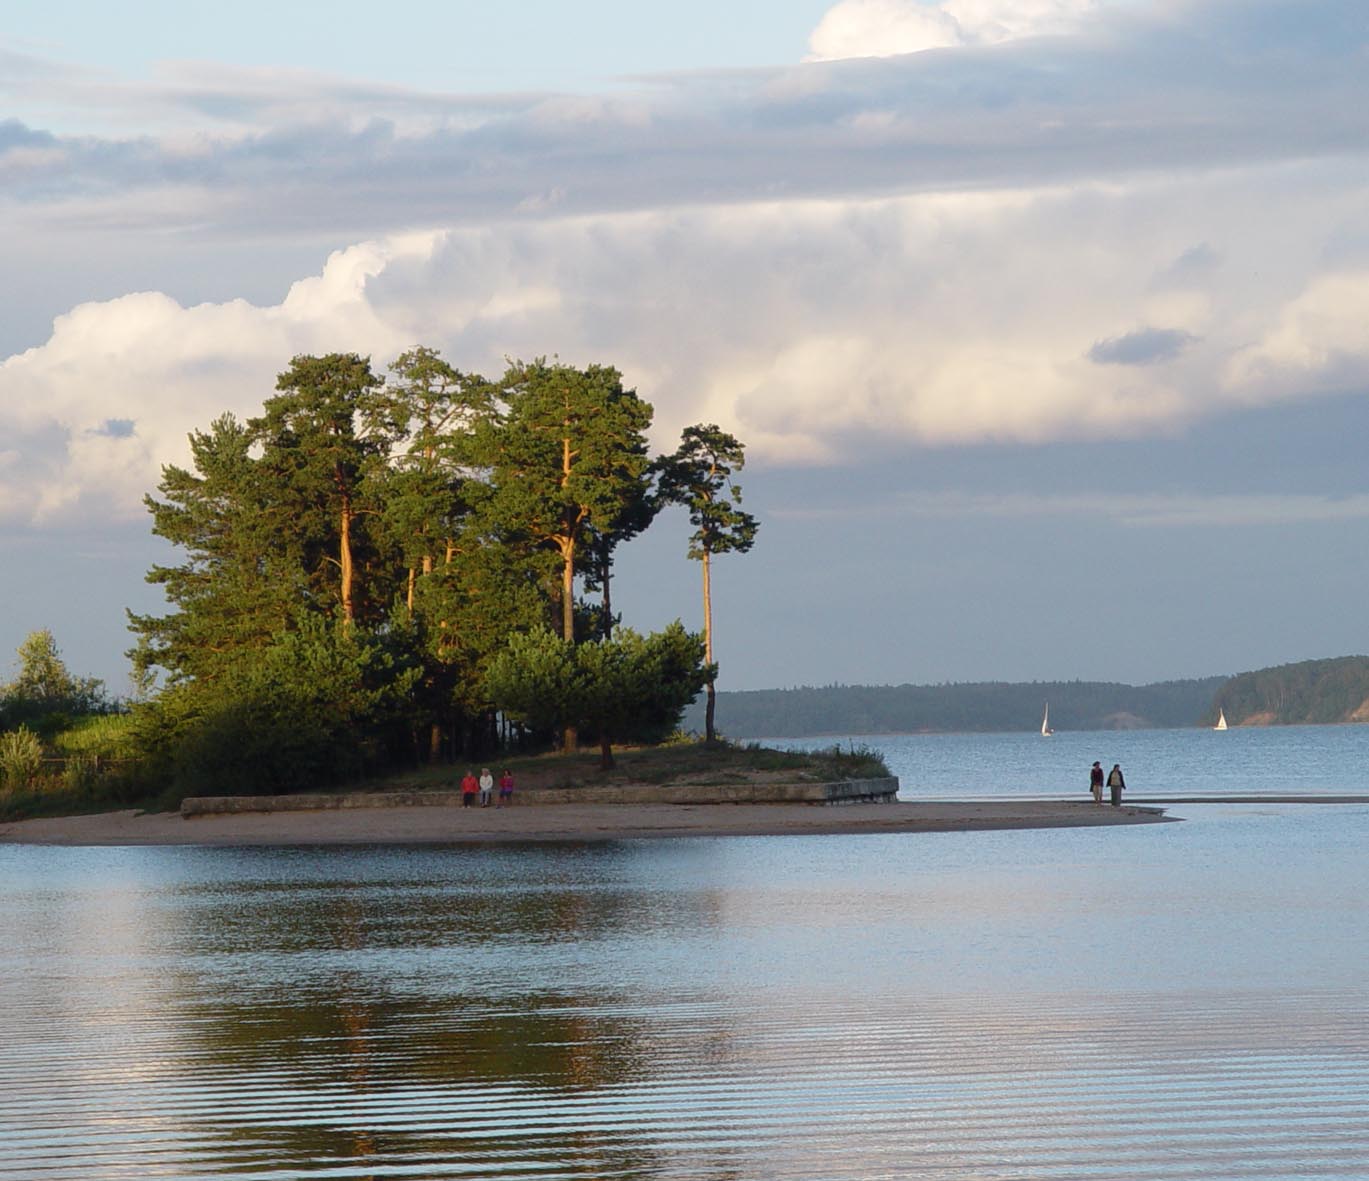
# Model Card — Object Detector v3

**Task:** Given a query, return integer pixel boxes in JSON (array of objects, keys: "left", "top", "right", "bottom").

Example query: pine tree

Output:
[{"left": 657, "top": 425, "right": 759, "bottom": 744}]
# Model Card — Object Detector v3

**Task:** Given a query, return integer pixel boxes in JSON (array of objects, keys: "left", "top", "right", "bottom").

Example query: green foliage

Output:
[
  {"left": 156, "top": 616, "right": 424, "bottom": 797},
  {"left": 118, "top": 346, "right": 750, "bottom": 800},
  {"left": 0, "top": 726, "right": 44, "bottom": 791},
  {"left": 487, "top": 624, "right": 710, "bottom": 767},
  {"left": 477, "top": 360, "right": 654, "bottom": 640},
  {"left": 656, "top": 424, "right": 759, "bottom": 562},
  {"left": 1, "top": 630, "right": 106, "bottom": 733},
  {"left": 1211, "top": 656, "right": 1369, "bottom": 726},
  {"left": 61, "top": 754, "right": 100, "bottom": 795}
]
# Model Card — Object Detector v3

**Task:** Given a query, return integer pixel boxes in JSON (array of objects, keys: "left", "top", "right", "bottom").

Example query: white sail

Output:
[
  {"left": 1041, "top": 704, "right": 1053, "bottom": 736},
  {"left": 1214, "top": 709, "right": 1228, "bottom": 731}
]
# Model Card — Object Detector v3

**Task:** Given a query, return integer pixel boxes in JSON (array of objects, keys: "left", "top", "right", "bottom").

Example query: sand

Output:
[{"left": 0, "top": 799, "right": 1169, "bottom": 846}]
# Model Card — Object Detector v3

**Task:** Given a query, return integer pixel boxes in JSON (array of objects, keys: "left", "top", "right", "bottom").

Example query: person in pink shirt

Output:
[{"left": 497, "top": 769, "right": 515, "bottom": 808}]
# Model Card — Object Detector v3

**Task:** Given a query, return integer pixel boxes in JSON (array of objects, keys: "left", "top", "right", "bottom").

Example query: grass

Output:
[{"left": 352, "top": 737, "right": 890, "bottom": 795}]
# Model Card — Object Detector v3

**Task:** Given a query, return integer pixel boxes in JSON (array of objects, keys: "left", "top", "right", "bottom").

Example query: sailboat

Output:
[
  {"left": 1041, "top": 703, "right": 1053, "bottom": 737},
  {"left": 1214, "top": 709, "right": 1228, "bottom": 731}
]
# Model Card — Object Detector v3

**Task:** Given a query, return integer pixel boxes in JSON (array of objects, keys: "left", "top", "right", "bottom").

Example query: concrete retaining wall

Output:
[{"left": 180, "top": 777, "right": 900, "bottom": 817}]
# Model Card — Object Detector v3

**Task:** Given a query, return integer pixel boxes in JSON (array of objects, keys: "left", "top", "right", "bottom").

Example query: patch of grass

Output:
[
  {"left": 51, "top": 714, "right": 136, "bottom": 758},
  {"left": 345, "top": 737, "right": 890, "bottom": 796}
]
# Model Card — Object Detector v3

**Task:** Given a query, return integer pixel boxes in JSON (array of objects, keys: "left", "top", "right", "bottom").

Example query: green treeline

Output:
[
  {"left": 1208, "top": 656, "right": 1369, "bottom": 726},
  {"left": 696, "top": 677, "right": 1227, "bottom": 737},
  {"left": 101, "top": 349, "right": 756, "bottom": 797}
]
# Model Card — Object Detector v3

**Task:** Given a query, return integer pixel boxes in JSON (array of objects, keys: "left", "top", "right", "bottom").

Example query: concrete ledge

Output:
[{"left": 180, "top": 777, "right": 900, "bottom": 817}]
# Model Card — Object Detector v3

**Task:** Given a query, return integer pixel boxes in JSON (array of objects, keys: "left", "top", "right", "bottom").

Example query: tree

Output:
[
  {"left": 130, "top": 413, "right": 303, "bottom": 683},
  {"left": 477, "top": 360, "right": 654, "bottom": 749},
  {"left": 377, "top": 347, "right": 494, "bottom": 611},
  {"left": 486, "top": 624, "right": 708, "bottom": 769},
  {"left": 251, "top": 354, "right": 390, "bottom": 627},
  {"left": 657, "top": 425, "right": 759, "bottom": 744},
  {"left": 2, "top": 630, "right": 104, "bottom": 728}
]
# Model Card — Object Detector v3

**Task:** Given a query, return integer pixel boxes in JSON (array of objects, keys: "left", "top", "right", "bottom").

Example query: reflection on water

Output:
[{"left": 2, "top": 807, "right": 1368, "bottom": 1179}]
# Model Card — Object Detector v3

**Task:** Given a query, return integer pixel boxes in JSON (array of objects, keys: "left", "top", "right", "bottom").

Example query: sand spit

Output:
[{"left": 0, "top": 800, "right": 1170, "bottom": 847}]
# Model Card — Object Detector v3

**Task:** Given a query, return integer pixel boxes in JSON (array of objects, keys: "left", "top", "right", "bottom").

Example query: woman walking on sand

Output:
[{"left": 1107, "top": 764, "right": 1126, "bottom": 807}]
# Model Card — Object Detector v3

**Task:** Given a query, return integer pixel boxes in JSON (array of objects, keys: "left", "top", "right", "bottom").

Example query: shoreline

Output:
[{"left": 0, "top": 800, "right": 1170, "bottom": 847}]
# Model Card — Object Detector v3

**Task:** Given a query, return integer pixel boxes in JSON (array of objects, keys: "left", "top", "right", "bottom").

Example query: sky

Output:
[{"left": 3, "top": 0, "right": 1369, "bottom": 695}]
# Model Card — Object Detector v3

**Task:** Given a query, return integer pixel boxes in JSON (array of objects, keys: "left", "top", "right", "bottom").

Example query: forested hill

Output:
[
  {"left": 690, "top": 677, "right": 1226, "bottom": 738},
  {"left": 1209, "top": 656, "right": 1369, "bottom": 726}
]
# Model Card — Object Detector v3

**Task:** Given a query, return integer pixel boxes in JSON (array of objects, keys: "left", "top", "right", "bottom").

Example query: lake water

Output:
[
  {"left": 760, "top": 724, "right": 1369, "bottom": 799},
  {"left": 3, "top": 728, "right": 1368, "bottom": 1180}
]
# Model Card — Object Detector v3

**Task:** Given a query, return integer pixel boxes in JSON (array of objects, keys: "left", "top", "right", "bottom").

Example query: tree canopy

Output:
[{"left": 123, "top": 349, "right": 751, "bottom": 792}]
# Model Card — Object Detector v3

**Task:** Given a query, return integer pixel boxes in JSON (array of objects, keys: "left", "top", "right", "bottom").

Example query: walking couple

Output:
[{"left": 1089, "top": 761, "right": 1126, "bottom": 806}]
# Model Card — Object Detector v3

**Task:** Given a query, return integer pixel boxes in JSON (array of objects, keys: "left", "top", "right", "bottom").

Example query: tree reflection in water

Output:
[{"left": 165, "top": 847, "right": 727, "bottom": 1177}]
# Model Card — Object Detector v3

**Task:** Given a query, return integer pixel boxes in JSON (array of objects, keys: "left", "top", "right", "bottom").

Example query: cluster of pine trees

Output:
[{"left": 128, "top": 350, "right": 758, "bottom": 793}]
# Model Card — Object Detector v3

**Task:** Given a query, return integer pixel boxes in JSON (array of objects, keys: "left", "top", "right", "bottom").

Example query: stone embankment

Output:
[{"left": 180, "top": 777, "right": 900, "bottom": 817}]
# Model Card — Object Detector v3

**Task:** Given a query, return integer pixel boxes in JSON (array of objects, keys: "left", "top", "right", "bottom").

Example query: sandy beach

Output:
[{"left": 0, "top": 799, "right": 1168, "bottom": 846}]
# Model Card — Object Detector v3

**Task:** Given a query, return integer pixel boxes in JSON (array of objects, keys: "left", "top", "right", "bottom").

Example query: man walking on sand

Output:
[{"left": 1089, "top": 761, "right": 1104, "bottom": 805}]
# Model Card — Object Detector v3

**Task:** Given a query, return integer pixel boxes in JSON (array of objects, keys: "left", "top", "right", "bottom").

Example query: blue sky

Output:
[
  {"left": 5, "top": 1, "right": 835, "bottom": 96},
  {"left": 3, "top": 0, "right": 1368, "bottom": 696}
]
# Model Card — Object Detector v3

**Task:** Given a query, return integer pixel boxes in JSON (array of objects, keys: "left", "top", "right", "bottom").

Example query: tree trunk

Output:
[
  {"left": 599, "top": 734, "right": 615, "bottom": 770},
  {"left": 601, "top": 548, "right": 613, "bottom": 639},
  {"left": 702, "top": 548, "right": 716, "bottom": 744},
  {"left": 339, "top": 491, "right": 355, "bottom": 624},
  {"left": 406, "top": 566, "right": 416, "bottom": 615},
  {"left": 559, "top": 531, "right": 577, "bottom": 753}
]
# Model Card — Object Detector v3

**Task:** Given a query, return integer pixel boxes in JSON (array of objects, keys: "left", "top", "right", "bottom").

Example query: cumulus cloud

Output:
[
  {"left": 1225, "top": 272, "right": 1369, "bottom": 400},
  {"left": 807, "top": 0, "right": 1102, "bottom": 60},
  {"left": 6, "top": 148, "right": 1368, "bottom": 525},
  {"left": 0, "top": 233, "right": 442, "bottom": 522},
  {"left": 3, "top": 1, "right": 1369, "bottom": 529}
]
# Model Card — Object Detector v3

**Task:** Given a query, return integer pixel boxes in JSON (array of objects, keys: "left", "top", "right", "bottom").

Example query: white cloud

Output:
[
  {"left": 4, "top": 155, "right": 1366, "bottom": 526},
  {"left": 807, "top": 0, "right": 1103, "bottom": 60},
  {"left": 0, "top": 233, "right": 442, "bottom": 522},
  {"left": 1225, "top": 271, "right": 1369, "bottom": 401}
]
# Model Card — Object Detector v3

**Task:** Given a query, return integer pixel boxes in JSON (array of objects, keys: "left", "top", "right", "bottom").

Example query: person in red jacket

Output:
[
  {"left": 1089, "top": 761, "right": 1104, "bottom": 805},
  {"left": 460, "top": 770, "right": 479, "bottom": 807}
]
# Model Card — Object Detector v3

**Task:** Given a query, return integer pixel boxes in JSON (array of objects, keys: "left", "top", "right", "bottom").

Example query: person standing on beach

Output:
[
  {"left": 461, "top": 770, "right": 479, "bottom": 807},
  {"left": 478, "top": 767, "right": 494, "bottom": 808},
  {"left": 1107, "top": 764, "right": 1126, "bottom": 807},
  {"left": 498, "top": 769, "right": 515, "bottom": 808},
  {"left": 1089, "top": 761, "right": 1104, "bottom": 805}
]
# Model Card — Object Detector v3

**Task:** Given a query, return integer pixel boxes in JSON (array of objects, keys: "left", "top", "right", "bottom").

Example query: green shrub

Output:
[
  {"left": 0, "top": 726, "right": 45, "bottom": 791},
  {"left": 61, "top": 753, "right": 101, "bottom": 795}
]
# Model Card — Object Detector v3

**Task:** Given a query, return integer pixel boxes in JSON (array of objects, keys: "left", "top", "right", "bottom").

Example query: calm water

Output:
[
  {"left": 3, "top": 730, "right": 1368, "bottom": 1179},
  {"left": 761, "top": 724, "right": 1369, "bottom": 798}
]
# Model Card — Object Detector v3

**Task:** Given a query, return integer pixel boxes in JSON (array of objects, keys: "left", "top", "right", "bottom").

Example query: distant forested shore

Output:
[
  {"left": 697, "top": 656, "right": 1369, "bottom": 737},
  {"left": 690, "top": 678, "right": 1227, "bottom": 737}
]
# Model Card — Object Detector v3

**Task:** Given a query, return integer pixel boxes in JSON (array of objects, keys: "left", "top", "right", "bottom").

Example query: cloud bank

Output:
[{"left": 2, "top": 0, "right": 1368, "bottom": 527}]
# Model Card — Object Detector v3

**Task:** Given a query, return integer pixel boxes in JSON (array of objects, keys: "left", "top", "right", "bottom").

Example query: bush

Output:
[
  {"left": 0, "top": 726, "right": 45, "bottom": 791},
  {"left": 61, "top": 753, "right": 101, "bottom": 795}
]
